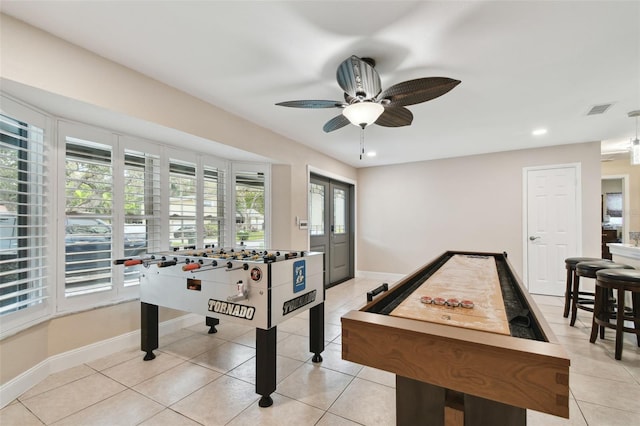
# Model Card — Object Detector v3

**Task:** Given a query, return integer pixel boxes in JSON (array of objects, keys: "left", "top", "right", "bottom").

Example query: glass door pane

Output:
[
  {"left": 333, "top": 187, "right": 346, "bottom": 234},
  {"left": 310, "top": 182, "right": 325, "bottom": 236}
]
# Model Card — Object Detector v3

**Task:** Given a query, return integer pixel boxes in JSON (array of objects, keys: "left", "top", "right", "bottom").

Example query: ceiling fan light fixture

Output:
[{"left": 342, "top": 102, "right": 384, "bottom": 128}]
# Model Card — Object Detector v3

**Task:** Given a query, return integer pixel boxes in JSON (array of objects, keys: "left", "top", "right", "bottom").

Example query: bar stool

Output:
[
  {"left": 590, "top": 268, "right": 640, "bottom": 360},
  {"left": 572, "top": 260, "right": 632, "bottom": 326},
  {"left": 564, "top": 257, "right": 602, "bottom": 318}
]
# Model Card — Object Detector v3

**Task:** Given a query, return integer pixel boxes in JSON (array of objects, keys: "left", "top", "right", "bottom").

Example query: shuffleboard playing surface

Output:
[{"left": 389, "top": 254, "right": 510, "bottom": 335}]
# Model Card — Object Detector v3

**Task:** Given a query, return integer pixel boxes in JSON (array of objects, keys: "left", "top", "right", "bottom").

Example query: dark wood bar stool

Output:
[
  {"left": 564, "top": 257, "right": 602, "bottom": 318},
  {"left": 590, "top": 268, "right": 640, "bottom": 360},
  {"left": 572, "top": 260, "right": 632, "bottom": 326}
]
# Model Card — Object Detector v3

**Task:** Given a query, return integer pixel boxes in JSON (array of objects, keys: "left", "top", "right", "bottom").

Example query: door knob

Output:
[{"left": 529, "top": 236, "right": 541, "bottom": 241}]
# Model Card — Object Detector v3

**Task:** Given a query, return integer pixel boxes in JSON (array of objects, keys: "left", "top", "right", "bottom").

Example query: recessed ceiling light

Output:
[
  {"left": 366, "top": 151, "right": 376, "bottom": 157},
  {"left": 532, "top": 128, "right": 547, "bottom": 136}
]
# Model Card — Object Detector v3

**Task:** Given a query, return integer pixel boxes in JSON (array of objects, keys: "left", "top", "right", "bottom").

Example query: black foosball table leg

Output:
[
  {"left": 206, "top": 316, "right": 219, "bottom": 334},
  {"left": 256, "top": 326, "right": 277, "bottom": 407},
  {"left": 310, "top": 302, "right": 325, "bottom": 363},
  {"left": 141, "top": 302, "right": 159, "bottom": 361}
]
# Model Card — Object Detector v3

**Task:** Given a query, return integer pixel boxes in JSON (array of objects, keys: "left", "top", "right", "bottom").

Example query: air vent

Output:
[{"left": 587, "top": 103, "right": 612, "bottom": 115}]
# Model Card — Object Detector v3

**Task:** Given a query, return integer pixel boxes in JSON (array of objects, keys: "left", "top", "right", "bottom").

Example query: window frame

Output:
[
  {"left": 1, "top": 96, "right": 270, "bottom": 335},
  {"left": 0, "top": 96, "right": 53, "bottom": 338},
  {"left": 231, "top": 162, "right": 271, "bottom": 249},
  {"left": 166, "top": 148, "right": 229, "bottom": 251},
  {"left": 57, "top": 121, "right": 119, "bottom": 312}
]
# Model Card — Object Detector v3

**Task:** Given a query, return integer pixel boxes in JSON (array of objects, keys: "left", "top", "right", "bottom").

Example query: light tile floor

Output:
[{"left": 2, "top": 277, "right": 639, "bottom": 425}]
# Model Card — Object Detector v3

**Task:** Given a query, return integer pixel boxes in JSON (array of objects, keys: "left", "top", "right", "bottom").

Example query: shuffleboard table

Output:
[{"left": 341, "top": 251, "right": 570, "bottom": 426}]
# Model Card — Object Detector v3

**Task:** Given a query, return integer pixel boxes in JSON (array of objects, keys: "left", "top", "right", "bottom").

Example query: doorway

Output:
[
  {"left": 523, "top": 164, "right": 581, "bottom": 295},
  {"left": 601, "top": 175, "right": 629, "bottom": 252},
  {"left": 309, "top": 174, "right": 354, "bottom": 288}
]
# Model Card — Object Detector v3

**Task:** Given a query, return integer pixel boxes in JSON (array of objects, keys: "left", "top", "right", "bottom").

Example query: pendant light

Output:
[{"left": 629, "top": 110, "right": 640, "bottom": 165}]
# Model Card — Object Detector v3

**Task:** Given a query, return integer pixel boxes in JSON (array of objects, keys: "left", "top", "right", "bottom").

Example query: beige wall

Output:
[
  {"left": 0, "top": 14, "right": 356, "bottom": 386},
  {"left": 0, "top": 303, "right": 182, "bottom": 385},
  {"left": 601, "top": 158, "right": 640, "bottom": 235},
  {"left": 0, "top": 14, "right": 357, "bottom": 251},
  {"left": 0, "top": 13, "right": 605, "bottom": 390},
  {"left": 356, "top": 142, "right": 602, "bottom": 277}
]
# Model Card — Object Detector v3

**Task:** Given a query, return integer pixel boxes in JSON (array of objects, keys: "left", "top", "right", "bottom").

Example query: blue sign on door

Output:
[{"left": 293, "top": 260, "right": 305, "bottom": 293}]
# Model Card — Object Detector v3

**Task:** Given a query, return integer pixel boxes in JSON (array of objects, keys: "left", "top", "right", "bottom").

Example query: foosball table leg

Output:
[
  {"left": 310, "top": 302, "right": 325, "bottom": 363},
  {"left": 141, "top": 302, "right": 158, "bottom": 361},
  {"left": 256, "top": 326, "right": 277, "bottom": 407},
  {"left": 206, "top": 316, "right": 219, "bottom": 334}
]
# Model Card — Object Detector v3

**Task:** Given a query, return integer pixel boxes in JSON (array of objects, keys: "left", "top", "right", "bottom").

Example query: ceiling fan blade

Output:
[
  {"left": 336, "top": 55, "right": 381, "bottom": 100},
  {"left": 375, "top": 106, "right": 413, "bottom": 127},
  {"left": 378, "top": 77, "right": 461, "bottom": 107},
  {"left": 323, "top": 114, "right": 351, "bottom": 133},
  {"left": 276, "top": 100, "right": 345, "bottom": 108}
]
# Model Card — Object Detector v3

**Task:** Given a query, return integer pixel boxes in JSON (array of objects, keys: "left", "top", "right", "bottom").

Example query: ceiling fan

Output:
[{"left": 276, "top": 55, "right": 461, "bottom": 132}]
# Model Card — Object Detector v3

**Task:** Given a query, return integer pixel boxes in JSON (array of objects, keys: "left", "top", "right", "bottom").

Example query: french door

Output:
[{"left": 309, "top": 174, "right": 354, "bottom": 287}]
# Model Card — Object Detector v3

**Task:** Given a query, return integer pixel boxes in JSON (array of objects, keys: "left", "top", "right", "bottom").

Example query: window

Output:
[
  {"left": 59, "top": 126, "right": 164, "bottom": 308},
  {"left": 168, "top": 155, "right": 227, "bottom": 249},
  {"left": 234, "top": 168, "right": 268, "bottom": 248},
  {"left": 0, "top": 95, "right": 268, "bottom": 332},
  {"left": 0, "top": 104, "right": 49, "bottom": 333},
  {"left": 64, "top": 138, "right": 113, "bottom": 297},
  {"left": 123, "top": 148, "right": 161, "bottom": 285},
  {"left": 203, "top": 165, "right": 225, "bottom": 247},
  {"left": 169, "top": 160, "right": 197, "bottom": 248}
]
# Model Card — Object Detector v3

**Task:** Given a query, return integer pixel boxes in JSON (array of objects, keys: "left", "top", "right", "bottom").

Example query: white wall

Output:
[{"left": 356, "top": 142, "right": 602, "bottom": 278}]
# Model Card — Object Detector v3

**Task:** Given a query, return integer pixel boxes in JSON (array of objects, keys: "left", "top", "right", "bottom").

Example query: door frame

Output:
[
  {"left": 307, "top": 165, "right": 356, "bottom": 284},
  {"left": 522, "top": 162, "right": 582, "bottom": 290},
  {"left": 602, "top": 174, "right": 630, "bottom": 243}
]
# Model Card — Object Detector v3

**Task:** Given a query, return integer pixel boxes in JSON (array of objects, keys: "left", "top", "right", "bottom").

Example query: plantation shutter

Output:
[
  {"left": 203, "top": 165, "right": 225, "bottom": 247},
  {"left": 0, "top": 113, "right": 48, "bottom": 315},
  {"left": 64, "top": 139, "right": 113, "bottom": 296},
  {"left": 169, "top": 160, "right": 197, "bottom": 248},
  {"left": 122, "top": 149, "right": 161, "bottom": 285}
]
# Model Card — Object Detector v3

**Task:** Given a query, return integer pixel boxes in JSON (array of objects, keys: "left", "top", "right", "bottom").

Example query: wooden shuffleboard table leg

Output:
[
  {"left": 256, "top": 326, "right": 277, "bottom": 407},
  {"left": 396, "top": 375, "right": 525, "bottom": 426},
  {"left": 141, "top": 302, "right": 158, "bottom": 361},
  {"left": 310, "top": 302, "right": 325, "bottom": 362},
  {"left": 396, "top": 376, "right": 445, "bottom": 425}
]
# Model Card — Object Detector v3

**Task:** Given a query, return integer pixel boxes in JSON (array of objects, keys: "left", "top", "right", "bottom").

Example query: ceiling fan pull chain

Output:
[{"left": 360, "top": 127, "right": 365, "bottom": 160}]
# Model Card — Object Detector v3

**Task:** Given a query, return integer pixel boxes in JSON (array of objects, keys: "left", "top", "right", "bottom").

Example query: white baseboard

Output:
[{"left": 0, "top": 313, "right": 203, "bottom": 408}]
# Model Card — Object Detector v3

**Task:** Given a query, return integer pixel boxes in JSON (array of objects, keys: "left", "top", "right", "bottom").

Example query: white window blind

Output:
[
  {"left": 123, "top": 149, "right": 161, "bottom": 285},
  {"left": 203, "top": 165, "right": 225, "bottom": 248},
  {"left": 64, "top": 138, "right": 113, "bottom": 297},
  {"left": 169, "top": 160, "right": 197, "bottom": 248},
  {"left": 0, "top": 113, "right": 48, "bottom": 315},
  {"left": 234, "top": 170, "right": 266, "bottom": 248}
]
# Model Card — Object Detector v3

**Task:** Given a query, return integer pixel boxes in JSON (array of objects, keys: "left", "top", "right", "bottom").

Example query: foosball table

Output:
[
  {"left": 116, "top": 247, "right": 325, "bottom": 407},
  {"left": 341, "top": 251, "right": 570, "bottom": 426}
]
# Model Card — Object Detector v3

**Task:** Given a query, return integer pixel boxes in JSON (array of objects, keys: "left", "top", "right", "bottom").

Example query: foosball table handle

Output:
[
  {"left": 367, "top": 283, "right": 389, "bottom": 302},
  {"left": 182, "top": 263, "right": 201, "bottom": 271}
]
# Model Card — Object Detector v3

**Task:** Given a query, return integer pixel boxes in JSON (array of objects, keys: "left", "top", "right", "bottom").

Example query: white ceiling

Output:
[{"left": 2, "top": 0, "right": 639, "bottom": 168}]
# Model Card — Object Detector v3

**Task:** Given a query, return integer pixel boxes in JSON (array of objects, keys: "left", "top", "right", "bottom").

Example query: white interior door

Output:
[{"left": 525, "top": 165, "right": 579, "bottom": 295}]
